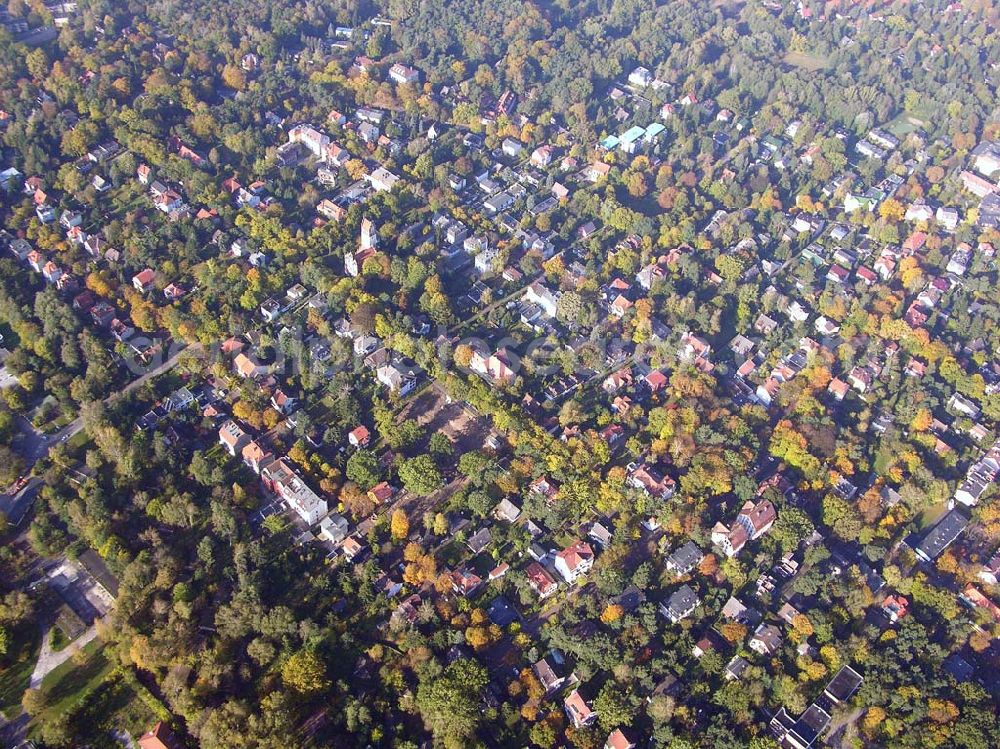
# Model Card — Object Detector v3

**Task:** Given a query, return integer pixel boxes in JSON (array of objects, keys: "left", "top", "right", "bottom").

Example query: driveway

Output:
[{"left": 30, "top": 623, "right": 100, "bottom": 688}]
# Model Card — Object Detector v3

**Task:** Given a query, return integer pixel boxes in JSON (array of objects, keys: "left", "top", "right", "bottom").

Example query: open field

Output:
[
  {"left": 397, "top": 383, "right": 495, "bottom": 455},
  {"left": 783, "top": 50, "right": 830, "bottom": 71}
]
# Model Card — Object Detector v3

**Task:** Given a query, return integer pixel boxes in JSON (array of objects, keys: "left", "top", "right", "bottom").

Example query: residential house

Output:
[
  {"left": 530, "top": 145, "right": 555, "bottom": 168},
  {"left": 450, "top": 568, "right": 483, "bottom": 597},
  {"left": 960, "top": 170, "right": 997, "bottom": 198},
  {"left": 342, "top": 537, "right": 365, "bottom": 562},
  {"left": 287, "top": 123, "right": 330, "bottom": 159},
  {"left": 233, "top": 352, "right": 267, "bottom": 379},
  {"left": 626, "top": 462, "right": 675, "bottom": 499},
  {"left": 828, "top": 378, "right": 850, "bottom": 401},
  {"left": 748, "top": 623, "right": 782, "bottom": 655},
  {"left": 665, "top": 541, "right": 704, "bottom": 575},
  {"left": 348, "top": 425, "right": 370, "bottom": 448},
  {"left": 345, "top": 247, "right": 376, "bottom": 277},
  {"left": 501, "top": 138, "right": 523, "bottom": 157},
  {"left": 8, "top": 238, "right": 31, "bottom": 261},
  {"left": 219, "top": 420, "right": 250, "bottom": 457},
  {"left": 564, "top": 690, "right": 597, "bottom": 729},
  {"left": 376, "top": 361, "right": 418, "bottom": 395},
  {"left": 881, "top": 594, "right": 909, "bottom": 623},
  {"left": 242, "top": 441, "right": 272, "bottom": 474},
  {"left": 42, "top": 261, "right": 63, "bottom": 284},
  {"left": 724, "top": 655, "right": 750, "bottom": 681},
  {"left": 712, "top": 498, "right": 777, "bottom": 556},
  {"left": 466, "top": 527, "right": 492, "bottom": 555},
  {"left": 319, "top": 514, "right": 350, "bottom": 545},
  {"left": 770, "top": 704, "right": 832, "bottom": 749},
  {"left": 847, "top": 366, "right": 872, "bottom": 393},
  {"left": 138, "top": 722, "right": 185, "bottom": 749},
  {"left": 495, "top": 497, "right": 522, "bottom": 523},
  {"left": 470, "top": 348, "right": 517, "bottom": 384},
  {"left": 605, "top": 729, "right": 636, "bottom": 749},
  {"left": 554, "top": 541, "right": 595, "bottom": 583},
  {"left": 533, "top": 657, "right": 565, "bottom": 693},
  {"left": 523, "top": 281, "right": 559, "bottom": 318},
  {"left": 262, "top": 458, "right": 328, "bottom": 525},
  {"left": 388, "top": 63, "right": 420, "bottom": 85},
  {"left": 584, "top": 161, "right": 611, "bottom": 182},
  {"left": 368, "top": 167, "right": 400, "bottom": 193},
  {"left": 132, "top": 269, "right": 156, "bottom": 292},
  {"left": 271, "top": 388, "right": 297, "bottom": 415},
  {"left": 526, "top": 562, "right": 558, "bottom": 598},
  {"left": 368, "top": 482, "right": 395, "bottom": 505},
  {"left": 755, "top": 313, "right": 779, "bottom": 336},
  {"left": 660, "top": 585, "right": 699, "bottom": 623}
]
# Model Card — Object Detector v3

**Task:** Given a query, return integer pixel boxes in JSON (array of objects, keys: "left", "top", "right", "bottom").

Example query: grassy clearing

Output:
[
  {"left": 783, "top": 50, "right": 830, "bottom": 71},
  {"left": 28, "top": 641, "right": 162, "bottom": 747},
  {"left": 37, "top": 639, "right": 111, "bottom": 719},
  {"left": 886, "top": 110, "right": 931, "bottom": 139},
  {"left": 0, "top": 625, "right": 41, "bottom": 717}
]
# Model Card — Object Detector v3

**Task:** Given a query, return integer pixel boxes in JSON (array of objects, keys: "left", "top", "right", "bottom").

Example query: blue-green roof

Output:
[
  {"left": 645, "top": 122, "right": 666, "bottom": 138},
  {"left": 620, "top": 126, "right": 646, "bottom": 144},
  {"left": 600, "top": 135, "right": 620, "bottom": 149}
]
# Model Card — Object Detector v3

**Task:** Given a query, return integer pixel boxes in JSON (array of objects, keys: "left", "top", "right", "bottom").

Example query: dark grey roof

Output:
[
  {"left": 915, "top": 509, "right": 968, "bottom": 561},
  {"left": 789, "top": 704, "right": 831, "bottom": 747},
  {"left": 664, "top": 584, "right": 699, "bottom": 617},
  {"left": 666, "top": 541, "right": 704, "bottom": 572},
  {"left": 823, "top": 665, "right": 863, "bottom": 704}
]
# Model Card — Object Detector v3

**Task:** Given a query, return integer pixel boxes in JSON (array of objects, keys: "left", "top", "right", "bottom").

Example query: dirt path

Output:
[{"left": 30, "top": 624, "right": 99, "bottom": 688}]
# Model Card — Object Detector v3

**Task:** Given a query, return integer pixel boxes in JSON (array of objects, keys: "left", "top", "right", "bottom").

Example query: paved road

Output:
[{"left": 0, "top": 711, "right": 29, "bottom": 747}]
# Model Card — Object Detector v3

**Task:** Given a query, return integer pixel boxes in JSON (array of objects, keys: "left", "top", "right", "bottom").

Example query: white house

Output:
[{"left": 553, "top": 541, "right": 594, "bottom": 583}]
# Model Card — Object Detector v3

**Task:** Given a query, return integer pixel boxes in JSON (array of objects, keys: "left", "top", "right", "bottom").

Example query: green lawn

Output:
[
  {"left": 783, "top": 50, "right": 830, "bottom": 71},
  {"left": 29, "top": 641, "right": 162, "bottom": 747},
  {"left": 37, "top": 639, "right": 111, "bottom": 719},
  {"left": 0, "top": 625, "right": 41, "bottom": 718},
  {"left": 886, "top": 110, "right": 931, "bottom": 139}
]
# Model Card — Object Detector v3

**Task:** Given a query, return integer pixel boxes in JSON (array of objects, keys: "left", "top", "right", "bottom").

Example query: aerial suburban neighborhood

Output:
[{"left": 0, "top": 1, "right": 999, "bottom": 749}]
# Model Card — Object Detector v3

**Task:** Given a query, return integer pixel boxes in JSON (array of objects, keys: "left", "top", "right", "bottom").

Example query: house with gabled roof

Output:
[
  {"left": 554, "top": 541, "right": 594, "bottom": 583},
  {"left": 605, "top": 728, "right": 636, "bottom": 749},
  {"left": 564, "top": 689, "right": 597, "bottom": 729},
  {"left": 138, "top": 722, "right": 185, "bottom": 749},
  {"left": 526, "top": 562, "right": 558, "bottom": 599},
  {"left": 242, "top": 440, "right": 272, "bottom": 474},
  {"left": 533, "top": 657, "right": 565, "bottom": 693},
  {"left": 233, "top": 352, "right": 267, "bottom": 379},
  {"left": 494, "top": 497, "right": 521, "bottom": 523}
]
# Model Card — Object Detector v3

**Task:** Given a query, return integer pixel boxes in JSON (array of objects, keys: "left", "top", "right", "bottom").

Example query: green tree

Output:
[
  {"left": 281, "top": 649, "right": 330, "bottom": 695},
  {"left": 416, "top": 659, "right": 488, "bottom": 748},
  {"left": 398, "top": 455, "right": 443, "bottom": 496},
  {"left": 346, "top": 449, "right": 382, "bottom": 491}
]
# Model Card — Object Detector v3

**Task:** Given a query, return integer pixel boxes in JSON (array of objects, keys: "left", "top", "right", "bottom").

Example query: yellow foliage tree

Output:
[
  {"left": 390, "top": 509, "right": 410, "bottom": 541},
  {"left": 600, "top": 604, "right": 623, "bottom": 623}
]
